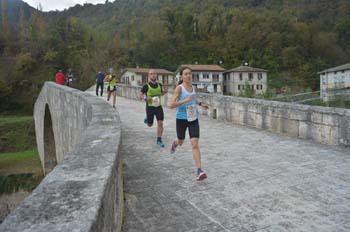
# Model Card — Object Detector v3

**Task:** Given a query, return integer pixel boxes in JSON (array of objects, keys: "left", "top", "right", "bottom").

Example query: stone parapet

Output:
[
  {"left": 0, "top": 82, "right": 123, "bottom": 232},
  {"left": 116, "top": 84, "right": 350, "bottom": 147}
]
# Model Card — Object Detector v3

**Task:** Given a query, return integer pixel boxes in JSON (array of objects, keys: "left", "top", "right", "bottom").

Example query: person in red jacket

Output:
[{"left": 55, "top": 70, "right": 65, "bottom": 85}]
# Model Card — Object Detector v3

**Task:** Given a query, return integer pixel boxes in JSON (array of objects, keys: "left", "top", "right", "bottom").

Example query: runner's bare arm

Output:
[
  {"left": 139, "top": 92, "right": 147, "bottom": 101},
  {"left": 196, "top": 100, "right": 209, "bottom": 109},
  {"left": 169, "top": 86, "right": 193, "bottom": 108},
  {"left": 161, "top": 86, "right": 168, "bottom": 96}
]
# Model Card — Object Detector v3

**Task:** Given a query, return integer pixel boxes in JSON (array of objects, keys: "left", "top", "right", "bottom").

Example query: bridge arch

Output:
[
  {"left": 1, "top": 82, "right": 123, "bottom": 232},
  {"left": 43, "top": 104, "right": 57, "bottom": 175}
]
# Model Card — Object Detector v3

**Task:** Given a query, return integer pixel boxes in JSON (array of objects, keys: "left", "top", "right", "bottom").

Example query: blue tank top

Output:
[{"left": 176, "top": 85, "right": 198, "bottom": 120}]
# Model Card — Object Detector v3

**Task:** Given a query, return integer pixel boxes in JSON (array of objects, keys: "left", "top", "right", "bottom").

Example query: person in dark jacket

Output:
[{"left": 95, "top": 71, "right": 105, "bottom": 96}]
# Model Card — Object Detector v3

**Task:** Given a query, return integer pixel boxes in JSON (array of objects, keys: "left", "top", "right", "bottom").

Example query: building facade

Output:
[
  {"left": 175, "top": 64, "right": 226, "bottom": 93},
  {"left": 319, "top": 63, "right": 350, "bottom": 102},
  {"left": 223, "top": 66, "right": 268, "bottom": 95},
  {"left": 120, "top": 68, "right": 174, "bottom": 87}
]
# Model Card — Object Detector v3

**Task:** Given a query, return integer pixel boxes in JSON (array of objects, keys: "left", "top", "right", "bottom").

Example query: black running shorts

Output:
[
  {"left": 176, "top": 118, "right": 200, "bottom": 140},
  {"left": 146, "top": 106, "right": 164, "bottom": 124}
]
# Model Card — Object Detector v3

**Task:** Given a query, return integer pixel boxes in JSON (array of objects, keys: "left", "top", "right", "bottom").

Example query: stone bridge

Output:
[{"left": 1, "top": 82, "right": 349, "bottom": 232}]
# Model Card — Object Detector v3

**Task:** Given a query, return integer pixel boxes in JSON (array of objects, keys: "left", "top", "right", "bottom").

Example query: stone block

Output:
[
  {"left": 246, "top": 112, "right": 256, "bottom": 127},
  {"left": 255, "top": 113, "right": 263, "bottom": 129},
  {"left": 299, "top": 122, "right": 309, "bottom": 139},
  {"left": 309, "top": 124, "right": 323, "bottom": 143},
  {"left": 319, "top": 125, "right": 332, "bottom": 145},
  {"left": 322, "top": 114, "right": 338, "bottom": 127},
  {"left": 284, "top": 120, "right": 299, "bottom": 137},
  {"left": 310, "top": 112, "right": 323, "bottom": 124},
  {"left": 270, "top": 116, "right": 282, "bottom": 133},
  {"left": 289, "top": 109, "right": 308, "bottom": 121}
]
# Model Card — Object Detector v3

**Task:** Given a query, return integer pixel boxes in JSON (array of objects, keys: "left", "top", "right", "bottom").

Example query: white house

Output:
[
  {"left": 223, "top": 65, "right": 268, "bottom": 95},
  {"left": 120, "top": 68, "right": 174, "bottom": 87},
  {"left": 175, "top": 64, "right": 226, "bottom": 93},
  {"left": 318, "top": 63, "right": 350, "bottom": 101}
]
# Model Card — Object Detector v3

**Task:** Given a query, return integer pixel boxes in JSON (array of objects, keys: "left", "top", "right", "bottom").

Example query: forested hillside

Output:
[{"left": 0, "top": 0, "right": 350, "bottom": 113}]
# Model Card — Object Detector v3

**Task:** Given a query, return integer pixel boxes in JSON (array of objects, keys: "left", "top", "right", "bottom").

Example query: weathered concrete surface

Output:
[
  {"left": 111, "top": 95, "right": 350, "bottom": 232},
  {"left": 116, "top": 84, "right": 350, "bottom": 147},
  {"left": 0, "top": 82, "right": 123, "bottom": 232}
]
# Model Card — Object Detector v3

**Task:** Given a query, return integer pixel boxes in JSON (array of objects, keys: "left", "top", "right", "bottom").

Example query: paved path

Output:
[{"left": 93, "top": 92, "right": 350, "bottom": 232}]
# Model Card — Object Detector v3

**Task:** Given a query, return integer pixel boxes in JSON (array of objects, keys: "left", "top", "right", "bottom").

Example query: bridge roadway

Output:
[{"left": 91, "top": 92, "right": 350, "bottom": 232}]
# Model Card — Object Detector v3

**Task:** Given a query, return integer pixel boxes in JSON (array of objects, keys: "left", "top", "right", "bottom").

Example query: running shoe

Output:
[
  {"left": 157, "top": 140, "right": 165, "bottom": 147},
  {"left": 170, "top": 141, "right": 177, "bottom": 154},
  {"left": 196, "top": 171, "right": 207, "bottom": 181},
  {"left": 144, "top": 117, "right": 147, "bottom": 124}
]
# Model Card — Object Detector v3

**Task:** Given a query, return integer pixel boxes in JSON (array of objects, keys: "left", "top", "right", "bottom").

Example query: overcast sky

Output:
[{"left": 23, "top": 0, "right": 107, "bottom": 12}]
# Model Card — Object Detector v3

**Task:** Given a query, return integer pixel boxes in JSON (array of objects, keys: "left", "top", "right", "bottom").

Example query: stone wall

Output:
[
  {"left": 116, "top": 84, "right": 350, "bottom": 147},
  {"left": 0, "top": 82, "right": 124, "bottom": 232}
]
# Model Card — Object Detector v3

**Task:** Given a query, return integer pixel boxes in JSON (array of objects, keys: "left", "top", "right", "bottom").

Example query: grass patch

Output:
[
  {"left": 0, "top": 116, "right": 33, "bottom": 126},
  {"left": 0, "top": 173, "right": 42, "bottom": 194},
  {"left": 0, "top": 116, "right": 36, "bottom": 153},
  {"left": 0, "top": 149, "right": 42, "bottom": 176}
]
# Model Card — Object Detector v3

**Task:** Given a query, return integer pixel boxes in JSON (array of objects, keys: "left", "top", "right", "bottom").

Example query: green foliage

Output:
[
  {"left": 261, "top": 89, "right": 276, "bottom": 100},
  {"left": 0, "top": 115, "right": 32, "bottom": 126},
  {"left": 0, "top": 79, "right": 12, "bottom": 111},
  {"left": 239, "top": 81, "right": 255, "bottom": 98},
  {"left": 0, "top": 116, "right": 36, "bottom": 153},
  {"left": 14, "top": 52, "right": 35, "bottom": 74},
  {"left": 0, "top": 173, "right": 42, "bottom": 194},
  {"left": 0, "top": 149, "right": 42, "bottom": 183},
  {"left": 304, "top": 99, "right": 350, "bottom": 109},
  {"left": 1, "top": 0, "right": 350, "bottom": 113}
]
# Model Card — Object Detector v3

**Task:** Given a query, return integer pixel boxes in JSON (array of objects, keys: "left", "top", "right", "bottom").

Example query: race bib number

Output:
[
  {"left": 186, "top": 105, "right": 197, "bottom": 122},
  {"left": 152, "top": 96, "right": 160, "bottom": 107}
]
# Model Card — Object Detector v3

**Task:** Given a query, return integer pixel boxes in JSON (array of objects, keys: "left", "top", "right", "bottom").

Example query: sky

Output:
[{"left": 23, "top": 0, "right": 107, "bottom": 12}]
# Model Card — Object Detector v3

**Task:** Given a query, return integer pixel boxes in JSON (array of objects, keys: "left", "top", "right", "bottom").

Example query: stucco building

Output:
[
  {"left": 318, "top": 63, "right": 350, "bottom": 101},
  {"left": 223, "top": 65, "right": 268, "bottom": 95},
  {"left": 175, "top": 64, "right": 226, "bottom": 93},
  {"left": 120, "top": 68, "right": 174, "bottom": 87}
]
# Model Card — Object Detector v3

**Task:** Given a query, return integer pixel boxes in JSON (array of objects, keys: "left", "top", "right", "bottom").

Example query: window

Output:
[
  {"left": 203, "top": 74, "right": 209, "bottom": 79},
  {"left": 213, "top": 74, "right": 219, "bottom": 82},
  {"left": 131, "top": 75, "right": 134, "bottom": 81},
  {"left": 249, "top": 73, "right": 253, "bottom": 81},
  {"left": 193, "top": 74, "right": 199, "bottom": 82},
  {"left": 258, "top": 73, "right": 262, "bottom": 80},
  {"left": 238, "top": 85, "right": 241, "bottom": 90},
  {"left": 239, "top": 73, "right": 243, "bottom": 81}
]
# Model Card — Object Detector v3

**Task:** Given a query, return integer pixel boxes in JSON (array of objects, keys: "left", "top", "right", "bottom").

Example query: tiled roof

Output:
[
  {"left": 224, "top": 66, "right": 268, "bottom": 73},
  {"left": 123, "top": 68, "right": 173, "bottom": 75},
  {"left": 178, "top": 64, "right": 226, "bottom": 72},
  {"left": 318, "top": 63, "right": 350, "bottom": 74}
]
